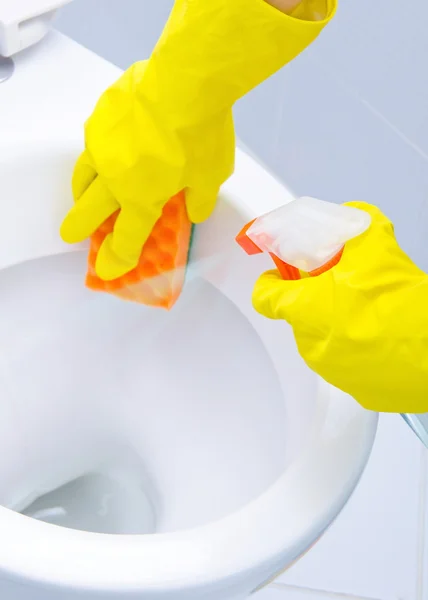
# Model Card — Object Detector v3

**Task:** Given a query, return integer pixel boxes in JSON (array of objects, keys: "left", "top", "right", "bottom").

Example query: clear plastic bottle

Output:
[{"left": 236, "top": 196, "right": 428, "bottom": 448}]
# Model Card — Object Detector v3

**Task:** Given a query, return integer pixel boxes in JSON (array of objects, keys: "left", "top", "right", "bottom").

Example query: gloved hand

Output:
[
  {"left": 60, "top": 0, "right": 336, "bottom": 281},
  {"left": 253, "top": 203, "right": 428, "bottom": 414}
]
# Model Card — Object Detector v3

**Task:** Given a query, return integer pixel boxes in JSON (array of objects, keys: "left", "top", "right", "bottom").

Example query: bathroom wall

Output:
[{"left": 56, "top": 0, "right": 428, "bottom": 269}]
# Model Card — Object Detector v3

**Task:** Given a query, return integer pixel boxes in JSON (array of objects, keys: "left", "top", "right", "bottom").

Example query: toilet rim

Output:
[{"left": 0, "top": 379, "right": 377, "bottom": 591}]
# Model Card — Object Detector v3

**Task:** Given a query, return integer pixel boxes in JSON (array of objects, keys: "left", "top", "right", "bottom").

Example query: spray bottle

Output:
[{"left": 236, "top": 196, "right": 428, "bottom": 448}]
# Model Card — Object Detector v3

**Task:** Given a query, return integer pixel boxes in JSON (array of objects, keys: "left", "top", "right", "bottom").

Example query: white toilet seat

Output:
[{"left": 0, "top": 32, "right": 378, "bottom": 599}]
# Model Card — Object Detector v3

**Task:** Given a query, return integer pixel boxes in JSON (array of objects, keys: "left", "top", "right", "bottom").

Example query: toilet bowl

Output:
[{"left": 0, "top": 31, "right": 378, "bottom": 600}]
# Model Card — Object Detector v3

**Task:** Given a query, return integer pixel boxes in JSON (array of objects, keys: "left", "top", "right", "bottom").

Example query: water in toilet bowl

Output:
[
  {"left": 21, "top": 450, "right": 158, "bottom": 534},
  {"left": 0, "top": 249, "right": 303, "bottom": 536}
]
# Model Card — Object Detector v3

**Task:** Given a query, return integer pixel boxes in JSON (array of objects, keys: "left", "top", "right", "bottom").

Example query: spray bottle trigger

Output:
[{"left": 235, "top": 221, "right": 301, "bottom": 280}]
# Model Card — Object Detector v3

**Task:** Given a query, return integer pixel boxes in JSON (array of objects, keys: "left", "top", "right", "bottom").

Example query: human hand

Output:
[{"left": 253, "top": 203, "right": 428, "bottom": 413}]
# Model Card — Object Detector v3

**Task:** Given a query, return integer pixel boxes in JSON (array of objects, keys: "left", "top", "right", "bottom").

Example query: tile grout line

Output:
[
  {"left": 269, "top": 582, "right": 382, "bottom": 600},
  {"left": 416, "top": 448, "right": 428, "bottom": 600},
  {"left": 308, "top": 53, "right": 428, "bottom": 164}
]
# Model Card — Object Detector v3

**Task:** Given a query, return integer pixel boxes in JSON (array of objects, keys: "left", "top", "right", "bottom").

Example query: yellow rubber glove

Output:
[
  {"left": 253, "top": 203, "right": 428, "bottom": 414},
  {"left": 60, "top": 0, "right": 336, "bottom": 281}
]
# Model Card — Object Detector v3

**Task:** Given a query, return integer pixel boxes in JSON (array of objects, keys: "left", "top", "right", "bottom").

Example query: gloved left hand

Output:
[{"left": 60, "top": 0, "right": 336, "bottom": 281}]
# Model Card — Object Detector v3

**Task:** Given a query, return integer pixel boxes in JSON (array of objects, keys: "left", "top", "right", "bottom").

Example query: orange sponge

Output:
[{"left": 86, "top": 192, "right": 192, "bottom": 310}]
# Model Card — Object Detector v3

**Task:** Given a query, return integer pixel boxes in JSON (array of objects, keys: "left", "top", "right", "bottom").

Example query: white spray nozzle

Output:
[{"left": 246, "top": 197, "right": 371, "bottom": 273}]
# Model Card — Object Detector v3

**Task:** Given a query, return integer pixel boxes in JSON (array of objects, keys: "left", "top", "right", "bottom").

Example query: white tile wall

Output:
[
  {"left": 56, "top": 0, "right": 174, "bottom": 68},
  {"left": 268, "top": 49, "right": 428, "bottom": 269},
  {"left": 234, "top": 70, "right": 285, "bottom": 172},
  {"left": 55, "top": 3, "right": 428, "bottom": 600},
  {"left": 302, "top": 2, "right": 428, "bottom": 161}
]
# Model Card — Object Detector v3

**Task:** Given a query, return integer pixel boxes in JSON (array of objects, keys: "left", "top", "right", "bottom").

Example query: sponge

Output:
[{"left": 86, "top": 192, "right": 192, "bottom": 310}]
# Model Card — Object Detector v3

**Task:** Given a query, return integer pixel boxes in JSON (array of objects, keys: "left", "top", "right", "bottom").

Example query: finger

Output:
[
  {"left": 342, "top": 202, "right": 394, "bottom": 244},
  {"left": 338, "top": 202, "right": 402, "bottom": 274},
  {"left": 60, "top": 177, "right": 119, "bottom": 244},
  {"left": 252, "top": 269, "right": 331, "bottom": 328},
  {"left": 72, "top": 151, "right": 97, "bottom": 201},
  {"left": 344, "top": 201, "right": 392, "bottom": 226},
  {"left": 95, "top": 205, "right": 162, "bottom": 280},
  {"left": 185, "top": 186, "right": 220, "bottom": 223}
]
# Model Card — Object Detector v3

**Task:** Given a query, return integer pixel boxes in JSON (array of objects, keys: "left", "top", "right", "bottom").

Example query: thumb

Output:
[
  {"left": 185, "top": 185, "right": 220, "bottom": 224},
  {"left": 252, "top": 269, "right": 333, "bottom": 330}
]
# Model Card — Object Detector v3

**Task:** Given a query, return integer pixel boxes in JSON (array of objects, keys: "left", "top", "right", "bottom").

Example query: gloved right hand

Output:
[
  {"left": 60, "top": 0, "right": 336, "bottom": 281},
  {"left": 253, "top": 203, "right": 428, "bottom": 414}
]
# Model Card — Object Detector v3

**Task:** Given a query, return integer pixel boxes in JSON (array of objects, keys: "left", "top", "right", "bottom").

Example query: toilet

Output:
[{"left": 0, "top": 15, "right": 378, "bottom": 600}]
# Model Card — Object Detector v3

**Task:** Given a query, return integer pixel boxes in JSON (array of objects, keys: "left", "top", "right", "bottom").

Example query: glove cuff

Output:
[{"left": 140, "top": 0, "right": 337, "bottom": 126}]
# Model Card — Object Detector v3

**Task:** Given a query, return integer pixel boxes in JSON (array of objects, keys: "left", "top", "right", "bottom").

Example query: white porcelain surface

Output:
[
  {"left": 0, "top": 0, "right": 72, "bottom": 56},
  {"left": 0, "top": 32, "right": 377, "bottom": 599},
  {"left": 280, "top": 414, "right": 424, "bottom": 600}
]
